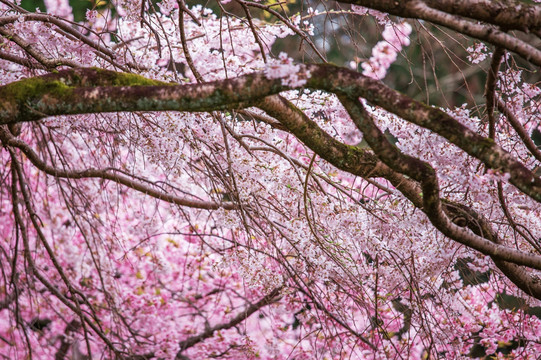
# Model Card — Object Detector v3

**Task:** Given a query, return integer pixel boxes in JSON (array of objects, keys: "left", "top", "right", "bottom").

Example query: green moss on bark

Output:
[{"left": 1, "top": 77, "right": 72, "bottom": 102}]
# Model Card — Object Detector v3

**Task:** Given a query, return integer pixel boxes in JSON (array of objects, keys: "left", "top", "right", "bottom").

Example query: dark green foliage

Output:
[
  {"left": 532, "top": 128, "right": 541, "bottom": 148},
  {"left": 21, "top": 0, "right": 94, "bottom": 22},
  {"left": 20, "top": 0, "right": 45, "bottom": 12},
  {"left": 29, "top": 318, "right": 52, "bottom": 332},
  {"left": 455, "top": 258, "right": 490, "bottom": 286}
]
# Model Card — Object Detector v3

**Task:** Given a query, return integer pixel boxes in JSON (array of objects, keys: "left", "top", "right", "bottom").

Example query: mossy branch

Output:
[{"left": 0, "top": 67, "right": 285, "bottom": 125}]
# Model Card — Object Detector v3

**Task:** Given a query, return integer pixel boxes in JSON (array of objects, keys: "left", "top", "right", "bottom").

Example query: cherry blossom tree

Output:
[{"left": 1, "top": 0, "right": 541, "bottom": 358}]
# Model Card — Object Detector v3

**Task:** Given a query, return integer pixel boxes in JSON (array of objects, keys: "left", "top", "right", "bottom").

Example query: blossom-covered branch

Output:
[{"left": 2, "top": 65, "right": 539, "bottom": 203}]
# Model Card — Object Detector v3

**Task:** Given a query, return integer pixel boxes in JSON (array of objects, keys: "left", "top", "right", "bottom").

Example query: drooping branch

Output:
[
  {"left": 0, "top": 126, "right": 235, "bottom": 210},
  {"left": 498, "top": 99, "right": 541, "bottom": 163},
  {"left": 239, "top": 0, "right": 327, "bottom": 61},
  {"left": 0, "top": 13, "right": 113, "bottom": 56},
  {"left": 0, "top": 11, "right": 138, "bottom": 71},
  {"left": 9, "top": 152, "right": 123, "bottom": 358},
  {"left": 0, "top": 26, "right": 83, "bottom": 68}
]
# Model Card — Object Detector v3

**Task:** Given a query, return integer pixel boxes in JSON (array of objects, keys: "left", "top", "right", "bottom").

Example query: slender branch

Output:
[
  {"left": 0, "top": 13, "right": 116, "bottom": 58},
  {"left": 236, "top": 0, "right": 268, "bottom": 63},
  {"left": 0, "top": 27, "right": 83, "bottom": 69},
  {"left": 175, "top": 287, "right": 282, "bottom": 357},
  {"left": 0, "top": 50, "right": 47, "bottom": 69},
  {"left": 240, "top": 0, "right": 327, "bottom": 62},
  {"left": 237, "top": 109, "right": 287, "bottom": 131},
  {"left": 497, "top": 99, "right": 541, "bottom": 163},
  {"left": 496, "top": 183, "right": 541, "bottom": 254},
  {"left": 178, "top": 5, "right": 204, "bottom": 83}
]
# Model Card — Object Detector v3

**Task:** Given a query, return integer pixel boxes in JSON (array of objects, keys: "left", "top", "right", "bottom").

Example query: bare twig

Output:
[{"left": 176, "top": 287, "right": 282, "bottom": 356}]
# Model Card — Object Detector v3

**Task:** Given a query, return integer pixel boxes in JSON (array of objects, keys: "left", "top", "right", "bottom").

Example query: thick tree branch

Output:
[
  {"left": 408, "top": 1, "right": 541, "bottom": 67},
  {"left": 0, "top": 68, "right": 281, "bottom": 124},
  {"left": 421, "top": 0, "right": 541, "bottom": 31},
  {"left": 1, "top": 66, "right": 539, "bottom": 203},
  {"left": 339, "top": 95, "right": 541, "bottom": 270},
  {"left": 307, "top": 65, "right": 541, "bottom": 203},
  {"left": 257, "top": 96, "right": 390, "bottom": 179},
  {"left": 257, "top": 95, "right": 425, "bottom": 207},
  {"left": 0, "top": 50, "right": 47, "bottom": 70},
  {"left": 337, "top": 0, "right": 541, "bottom": 65},
  {"left": 338, "top": 0, "right": 541, "bottom": 31},
  {"left": 259, "top": 94, "right": 541, "bottom": 273},
  {"left": 485, "top": 48, "right": 505, "bottom": 140}
]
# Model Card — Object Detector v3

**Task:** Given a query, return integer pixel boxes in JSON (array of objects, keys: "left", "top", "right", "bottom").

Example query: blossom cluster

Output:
[
  {"left": 265, "top": 52, "right": 312, "bottom": 87},
  {"left": 361, "top": 22, "right": 412, "bottom": 80},
  {"left": 467, "top": 42, "right": 490, "bottom": 64}
]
